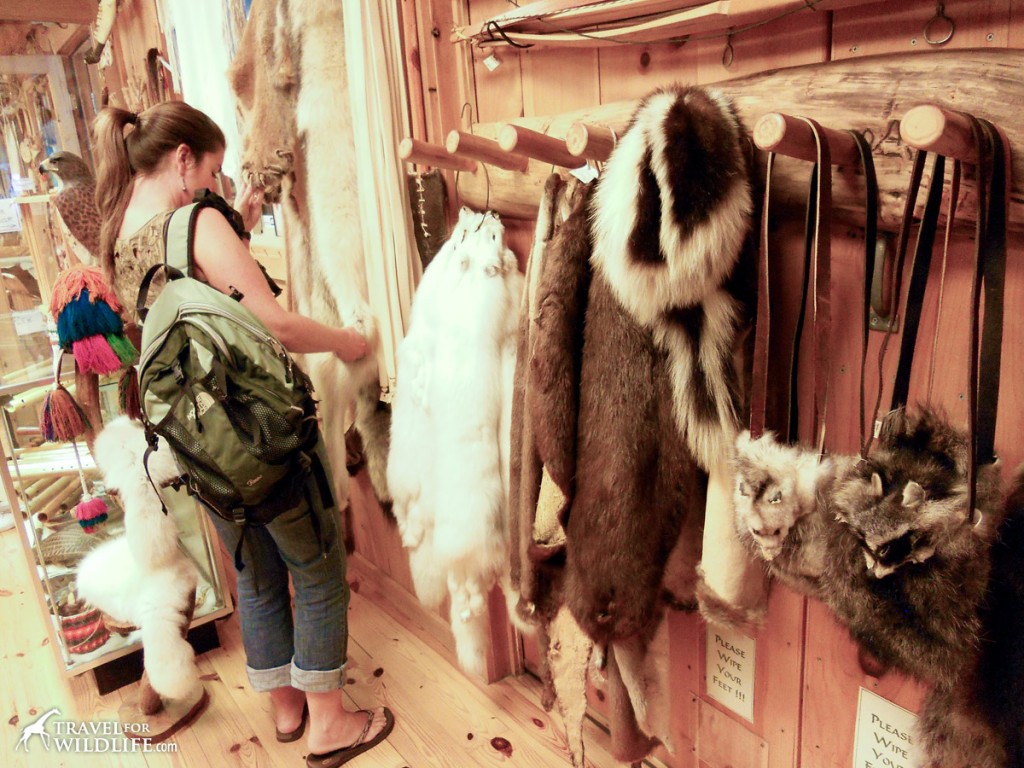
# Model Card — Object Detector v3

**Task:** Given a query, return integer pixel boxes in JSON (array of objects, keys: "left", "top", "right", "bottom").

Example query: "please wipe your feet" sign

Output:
[
  {"left": 853, "top": 688, "right": 921, "bottom": 768},
  {"left": 705, "top": 626, "right": 755, "bottom": 722}
]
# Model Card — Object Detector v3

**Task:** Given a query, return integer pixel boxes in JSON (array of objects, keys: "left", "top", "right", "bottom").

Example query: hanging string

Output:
[{"left": 454, "top": 101, "right": 492, "bottom": 212}]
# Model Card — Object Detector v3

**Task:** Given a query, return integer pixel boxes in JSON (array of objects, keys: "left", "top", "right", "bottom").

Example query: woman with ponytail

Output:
[{"left": 92, "top": 101, "right": 393, "bottom": 766}]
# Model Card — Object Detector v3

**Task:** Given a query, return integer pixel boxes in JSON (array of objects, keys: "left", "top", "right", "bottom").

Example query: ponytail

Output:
[
  {"left": 92, "top": 101, "right": 225, "bottom": 283},
  {"left": 93, "top": 107, "right": 136, "bottom": 282}
]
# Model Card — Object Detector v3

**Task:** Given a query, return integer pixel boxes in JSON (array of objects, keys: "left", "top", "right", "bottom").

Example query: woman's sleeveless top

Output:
[{"left": 112, "top": 210, "right": 175, "bottom": 325}]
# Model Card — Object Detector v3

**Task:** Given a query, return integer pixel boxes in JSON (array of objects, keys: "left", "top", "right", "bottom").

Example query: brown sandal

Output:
[
  {"left": 275, "top": 702, "right": 308, "bottom": 743},
  {"left": 305, "top": 707, "right": 394, "bottom": 768}
]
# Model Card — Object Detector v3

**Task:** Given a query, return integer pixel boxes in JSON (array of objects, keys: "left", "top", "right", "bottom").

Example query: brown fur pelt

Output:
[
  {"left": 228, "top": 0, "right": 390, "bottom": 522},
  {"left": 509, "top": 173, "right": 563, "bottom": 621},
  {"left": 563, "top": 267, "right": 705, "bottom": 645},
  {"left": 518, "top": 180, "right": 594, "bottom": 623}
]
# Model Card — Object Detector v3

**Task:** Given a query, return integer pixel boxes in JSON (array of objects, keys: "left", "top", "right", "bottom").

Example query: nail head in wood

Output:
[
  {"left": 565, "top": 122, "right": 616, "bottom": 162},
  {"left": 900, "top": 104, "right": 977, "bottom": 163},
  {"left": 398, "top": 137, "right": 478, "bottom": 173},
  {"left": 753, "top": 112, "right": 864, "bottom": 167},
  {"left": 497, "top": 124, "right": 580, "bottom": 168},
  {"left": 445, "top": 130, "right": 529, "bottom": 173}
]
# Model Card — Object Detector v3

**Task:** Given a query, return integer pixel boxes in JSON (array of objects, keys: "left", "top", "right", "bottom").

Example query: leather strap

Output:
[
  {"left": 750, "top": 118, "right": 833, "bottom": 451},
  {"left": 748, "top": 152, "right": 774, "bottom": 439},
  {"left": 887, "top": 154, "right": 946, "bottom": 415},
  {"left": 850, "top": 131, "right": 879, "bottom": 456},
  {"left": 880, "top": 113, "right": 1009, "bottom": 521}
]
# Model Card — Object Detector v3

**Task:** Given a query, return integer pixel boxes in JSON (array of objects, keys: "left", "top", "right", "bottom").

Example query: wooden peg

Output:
[
  {"left": 566, "top": 122, "right": 616, "bottom": 162},
  {"left": 497, "top": 124, "right": 581, "bottom": 168},
  {"left": 445, "top": 130, "right": 529, "bottom": 173},
  {"left": 399, "top": 137, "right": 477, "bottom": 172},
  {"left": 900, "top": 105, "right": 977, "bottom": 163},
  {"left": 753, "top": 112, "right": 864, "bottom": 167}
]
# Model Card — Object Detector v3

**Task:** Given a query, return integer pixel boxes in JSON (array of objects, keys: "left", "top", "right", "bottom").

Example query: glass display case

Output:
[{"left": 0, "top": 367, "right": 233, "bottom": 678}]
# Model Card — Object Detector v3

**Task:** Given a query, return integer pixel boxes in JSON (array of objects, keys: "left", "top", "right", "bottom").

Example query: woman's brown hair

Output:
[{"left": 93, "top": 102, "right": 225, "bottom": 281}]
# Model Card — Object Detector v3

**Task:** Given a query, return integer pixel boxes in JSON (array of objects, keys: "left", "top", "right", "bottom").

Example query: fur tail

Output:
[
  {"left": 354, "top": 383, "right": 393, "bottom": 518},
  {"left": 138, "top": 562, "right": 200, "bottom": 701},
  {"left": 449, "top": 603, "right": 489, "bottom": 678}
]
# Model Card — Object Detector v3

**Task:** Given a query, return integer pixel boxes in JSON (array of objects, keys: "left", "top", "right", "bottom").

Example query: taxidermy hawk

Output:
[{"left": 39, "top": 152, "right": 101, "bottom": 266}]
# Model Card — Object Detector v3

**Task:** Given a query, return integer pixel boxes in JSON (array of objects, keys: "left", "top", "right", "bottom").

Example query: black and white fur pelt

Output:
[
  {"left": 590, "top": 86, "right": 753, "bottom": 470},
  {"left": 76, "top": 417, "right": 200, "bottom": 702}
]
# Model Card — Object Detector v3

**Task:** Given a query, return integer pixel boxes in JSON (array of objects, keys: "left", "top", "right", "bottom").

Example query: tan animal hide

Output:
[
  {"left": 509, "top": 173, "right": 562, "bottom": 622},
  {"left": 228, "top": 0, "right": 388, "bottom": 521}
]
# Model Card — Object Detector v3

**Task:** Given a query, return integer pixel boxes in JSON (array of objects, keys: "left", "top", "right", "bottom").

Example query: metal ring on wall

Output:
[{"left": 924, "top": 3, "right": 955, "bottom": 46}]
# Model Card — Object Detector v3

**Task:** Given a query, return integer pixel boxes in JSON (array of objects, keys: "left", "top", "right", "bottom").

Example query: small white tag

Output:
[
  {"left": 483, "top": 54, "right": 501, "bottom": 71},
  {"left": 570, "top": 163, "right": 599, "bottom": 183},
  {"left": 873, "top": 419, "right": 883, "bottom": 439}
]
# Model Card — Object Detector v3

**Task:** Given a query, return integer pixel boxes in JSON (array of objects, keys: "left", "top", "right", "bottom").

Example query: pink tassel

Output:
[
  {"left": 49, "top": 265, "right": 123, "bottom": 320},
  {"left": 74, "top": 496, "right": 108, "bottom": 534},
  {"left": 72, "top": 335, "right": 123, "bottom": 376}
]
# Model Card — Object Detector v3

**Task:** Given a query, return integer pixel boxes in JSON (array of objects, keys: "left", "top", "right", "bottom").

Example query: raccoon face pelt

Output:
[{"left": 821, "top": 409, "right": 1003, "bottom": 690}]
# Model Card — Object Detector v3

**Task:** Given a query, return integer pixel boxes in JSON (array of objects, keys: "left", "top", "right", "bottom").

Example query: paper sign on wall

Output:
[
  {"left": 705, "top": 625, "right": 755, "bottom": 722},
  {"left": 853, "top": 688, "right": 921, "bottom": 768}
]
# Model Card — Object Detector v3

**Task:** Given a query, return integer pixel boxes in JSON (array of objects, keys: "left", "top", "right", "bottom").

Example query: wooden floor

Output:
[{"left": 0, "top": 526, "right": 626, "bottom": 767}]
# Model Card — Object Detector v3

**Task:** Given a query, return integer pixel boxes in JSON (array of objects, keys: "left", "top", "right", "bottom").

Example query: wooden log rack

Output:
[{"left": 437, "top": 50, "right": 1022, "bottom": 235}]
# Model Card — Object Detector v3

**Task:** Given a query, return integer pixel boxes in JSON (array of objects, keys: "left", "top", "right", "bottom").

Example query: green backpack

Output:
[{"left": 136, "top": 193, "right": 327, "bottom": 567}]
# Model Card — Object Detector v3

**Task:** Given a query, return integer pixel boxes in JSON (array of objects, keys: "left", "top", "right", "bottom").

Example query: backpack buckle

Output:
[{"left": 231, "top": 508, "right": 247, "bottom": 526}]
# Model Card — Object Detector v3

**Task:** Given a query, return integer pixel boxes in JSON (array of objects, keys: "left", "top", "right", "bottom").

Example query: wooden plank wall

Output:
[{"left": 380, "top": 0, "right": 1024, "bottom": 766}]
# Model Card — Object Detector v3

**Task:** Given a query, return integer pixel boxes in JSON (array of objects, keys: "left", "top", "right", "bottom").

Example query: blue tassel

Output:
[{"left": 56, "top": 289, "right": 124, "bottom": 348}]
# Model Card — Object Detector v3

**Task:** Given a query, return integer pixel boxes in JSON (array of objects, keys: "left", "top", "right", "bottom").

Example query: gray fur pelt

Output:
[{"left": 77, "top": 417, "right": 200, "bottom": 702}]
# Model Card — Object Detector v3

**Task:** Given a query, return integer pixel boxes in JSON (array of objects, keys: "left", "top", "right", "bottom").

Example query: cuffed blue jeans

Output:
[{"left": 206, "top": 450, "right": 349, "bottom": 693}]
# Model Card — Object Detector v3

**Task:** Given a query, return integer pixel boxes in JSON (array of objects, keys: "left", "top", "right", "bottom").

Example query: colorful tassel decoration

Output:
[
  {"left": 56, "top": 289, "right": 124, "bottom": 349},
  {"left": 49, "top": 264, "right": 123, "bottom": 320},
  {"left": 41, "top": 385, "right": 90, "bottom": 442},
  {"left": 73, "top": 495, "right": 108, "bottom": 534},
  {"left": 117, "top": 367, "right": 143, "bottom": 421},
  {"left": 71, "top": 335, "right": 123, "bottom": 376},
  {"left": 106, "top": 333, "right": 138, "bottom": 366}
]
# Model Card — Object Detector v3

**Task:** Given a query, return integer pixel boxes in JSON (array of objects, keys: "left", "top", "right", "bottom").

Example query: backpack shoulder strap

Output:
[
  {"left": 136, "top": 202, "right": 203, "bottom": 322},
  {"left": 162, "top": 201, "right": 204, "bottom": 275}
]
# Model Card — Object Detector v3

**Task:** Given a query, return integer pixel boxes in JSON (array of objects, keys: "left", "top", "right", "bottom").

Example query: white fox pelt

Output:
[
  {"left": 76, "top": 417, "right": 200, "bottom": 702},
  {"left": 388, "top": 208, "right": 523, "bottom": 675}
]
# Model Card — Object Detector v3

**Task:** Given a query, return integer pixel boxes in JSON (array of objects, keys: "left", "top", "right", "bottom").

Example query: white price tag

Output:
[
  {"left": 483, "top": 54, "right": 501, "bottom": 72},
  {"left": 569, "top": 163, "right": 599, "bottom": 184}
]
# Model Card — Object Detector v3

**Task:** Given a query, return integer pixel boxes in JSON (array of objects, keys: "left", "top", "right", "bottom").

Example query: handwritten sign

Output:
[
  {"left": 705, "top": 625, "right": 755, "bottom": 721},
  {"left": 0, "top": 198, "right": 21, "bottom": 233},
  {"left": 853, "top": 688, "right": 921, "bottom": 768},
  {"left": 11, "top": 309, "right": 46, "bottom": 336}
]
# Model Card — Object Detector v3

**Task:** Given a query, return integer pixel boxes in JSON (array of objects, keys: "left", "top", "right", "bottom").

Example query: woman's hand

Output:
[
  {"left": 233, "top": 180, "right": 265, "bottom": 232},
  {"left": 336, "top": 327, "right": 369, "bottom": 363}
]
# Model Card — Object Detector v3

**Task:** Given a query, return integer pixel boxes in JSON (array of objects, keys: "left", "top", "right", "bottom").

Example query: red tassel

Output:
[
  {"left": 118, "top": 367, "right": 143, "bottom": 421},
  {"left": 74, "top": 496, "right": 108, "bottom": 534},
  {"left": 72, "top": 335, "right": 122, "bottom": 375},
  {"left": 49, "top": 265, "right": 122, "bottom": 320},
  {"left": 41, "top": 386, "right": 90, "bottom": 441}
]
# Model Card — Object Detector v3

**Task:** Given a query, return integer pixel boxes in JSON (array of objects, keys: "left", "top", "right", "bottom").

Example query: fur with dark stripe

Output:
[{"left": 590, "top": 86, "right": 753, "bottom": 470}]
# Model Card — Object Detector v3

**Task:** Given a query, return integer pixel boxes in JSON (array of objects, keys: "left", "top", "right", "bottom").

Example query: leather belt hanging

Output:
[
  {"left": 880, "top": 113, "right": 1010, "bottom": 519},
  {"left": 751, "top": 120, "right": 879, "bottom": 454}
]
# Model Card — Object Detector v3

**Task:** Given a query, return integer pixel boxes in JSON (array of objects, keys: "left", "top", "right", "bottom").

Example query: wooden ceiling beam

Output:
[{"left": 0, "top": 0, "right": 94, "bottom": 25}]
